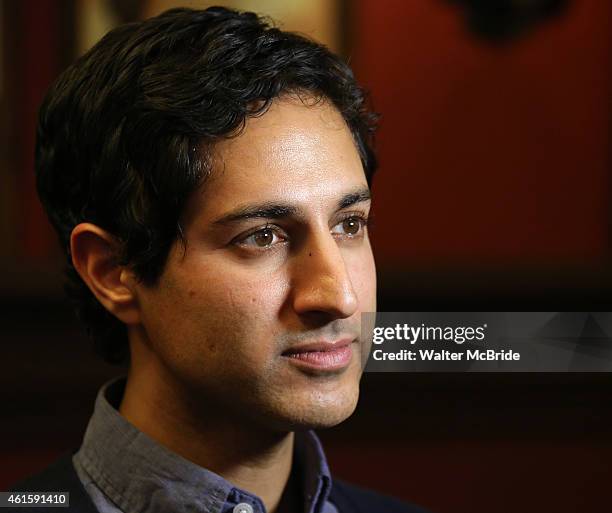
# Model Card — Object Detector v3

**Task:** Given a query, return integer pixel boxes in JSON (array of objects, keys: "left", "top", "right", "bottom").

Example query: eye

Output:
[
  {"left": 238, "top": 226, "right": 285, "bottom": 249},
  {"left": 331, "top": 215, "right": 368, "bottom": 238}
]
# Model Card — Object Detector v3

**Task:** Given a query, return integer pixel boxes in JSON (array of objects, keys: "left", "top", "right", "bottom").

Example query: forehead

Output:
[{"left": 183, "top": 95, "right": 367, "bottom": 226}]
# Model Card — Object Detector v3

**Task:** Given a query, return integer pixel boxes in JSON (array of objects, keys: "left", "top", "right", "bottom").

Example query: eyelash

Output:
[{"left": 233, "top": 212, "right": 370, "bottom": 251}]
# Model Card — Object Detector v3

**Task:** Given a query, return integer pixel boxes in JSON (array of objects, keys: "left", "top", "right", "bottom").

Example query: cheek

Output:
[
  {"left": 139, "top": 272, "right": 283, "bottom": 393},
  {"left": 179, "top": 267, "right": 289, "bottom": 357},
  {"left": 212, "top": 267, "right": 289, "bottom": 318}
]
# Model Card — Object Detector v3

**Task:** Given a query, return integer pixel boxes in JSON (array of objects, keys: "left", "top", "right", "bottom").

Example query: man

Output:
[{"left": 10, "top": 7, "right": 427, "bottom": 513}]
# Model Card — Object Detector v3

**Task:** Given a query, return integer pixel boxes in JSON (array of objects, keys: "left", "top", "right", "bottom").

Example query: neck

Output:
[{"left": 119, "top": 362, "right": 296, "bottom": 513}]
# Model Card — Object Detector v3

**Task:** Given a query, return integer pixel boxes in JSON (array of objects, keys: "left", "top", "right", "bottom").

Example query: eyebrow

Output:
[{"left": 213, "top": 186, "right": 371, "bottom": 226}]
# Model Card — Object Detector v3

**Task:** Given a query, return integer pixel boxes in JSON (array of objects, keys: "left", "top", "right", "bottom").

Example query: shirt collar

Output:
[{"left": 75, "top": 377, "right": 333, "bottom": 513}]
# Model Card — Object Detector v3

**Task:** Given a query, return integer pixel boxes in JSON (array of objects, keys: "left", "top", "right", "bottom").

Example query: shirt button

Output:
[{"left": 233, "top": 503, "right": 254, "bottom": 513}]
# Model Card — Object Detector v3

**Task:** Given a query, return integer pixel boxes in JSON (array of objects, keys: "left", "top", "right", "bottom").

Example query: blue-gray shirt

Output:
[{"left": 73, "top": 378, "right": 338, "bottom": 513}]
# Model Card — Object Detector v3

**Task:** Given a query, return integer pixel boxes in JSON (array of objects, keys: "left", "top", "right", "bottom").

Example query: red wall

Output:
[
  {"left": 16, "top": 0, "right": 60, "bottom": 259},
  {"left": 326, "top": 439, "right": 612, "bottom": 513},
  {"left": 354, "top": 0, "right": 610, "bottom": 267}
]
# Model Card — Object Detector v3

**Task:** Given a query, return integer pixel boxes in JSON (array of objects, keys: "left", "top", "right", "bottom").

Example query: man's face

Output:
[{"left": 132, "top": 95, "right": 376, "bottom": 431}]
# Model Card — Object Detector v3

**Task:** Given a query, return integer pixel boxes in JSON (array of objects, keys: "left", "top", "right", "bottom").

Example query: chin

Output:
[{"left": 274, "top": 385, "right": 361, "bottom": 431}]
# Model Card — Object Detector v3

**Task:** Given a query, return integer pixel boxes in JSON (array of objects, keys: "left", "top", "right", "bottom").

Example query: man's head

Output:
[{"left": 37, "top": 7, "right": 378, "bottom": 431}]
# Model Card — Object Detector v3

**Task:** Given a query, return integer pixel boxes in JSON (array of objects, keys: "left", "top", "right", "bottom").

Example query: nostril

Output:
[{"left": 298, "top": 310, "right": 342, "bottom": 330}]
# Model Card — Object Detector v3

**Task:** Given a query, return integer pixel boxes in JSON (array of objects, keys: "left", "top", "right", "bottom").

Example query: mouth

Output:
[{"left": 281, "top": 338, "right": 355, "bottom": 372}]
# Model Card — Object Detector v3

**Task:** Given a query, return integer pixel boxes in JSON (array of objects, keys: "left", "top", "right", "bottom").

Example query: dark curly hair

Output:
[{"left": 35, "top": 6, "right": 378, "bottom": 364}]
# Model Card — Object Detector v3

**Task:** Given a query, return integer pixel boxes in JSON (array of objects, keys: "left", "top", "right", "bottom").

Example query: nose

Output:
[{"left": 291, "top": 230, "right": 359, "bottom": 322}]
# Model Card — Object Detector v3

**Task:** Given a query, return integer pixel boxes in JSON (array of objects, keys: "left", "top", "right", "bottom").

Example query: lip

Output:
[{"left": 281, "top": 338, "right": 355, "bottom": 372}]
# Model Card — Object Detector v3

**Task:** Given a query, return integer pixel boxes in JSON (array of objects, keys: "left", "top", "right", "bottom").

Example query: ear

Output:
[{"left": 70, "top": 223, "right": 141, "bottom": 325}]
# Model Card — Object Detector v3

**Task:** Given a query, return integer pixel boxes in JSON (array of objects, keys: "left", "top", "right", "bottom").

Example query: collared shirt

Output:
[{"left": 73, "top": 378, "right": 339, "bottom": 513}]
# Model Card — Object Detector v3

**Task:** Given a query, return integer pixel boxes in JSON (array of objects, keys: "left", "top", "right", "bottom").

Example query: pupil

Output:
[
  {"left": 344, "top": 218, "right": 359, "bottom": 235},
  {"left": 255, "top": 229, "right": 273, "bottom": 246}
]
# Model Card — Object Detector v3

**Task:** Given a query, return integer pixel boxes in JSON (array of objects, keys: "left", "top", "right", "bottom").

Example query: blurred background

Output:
[{"left": 1, "top": 1, "right": 611, "bottom": 512}]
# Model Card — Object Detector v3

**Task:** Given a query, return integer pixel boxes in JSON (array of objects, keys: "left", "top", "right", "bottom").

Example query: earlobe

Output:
[{"left": 70, "top": 223, "right": 141, "bottom": 325}]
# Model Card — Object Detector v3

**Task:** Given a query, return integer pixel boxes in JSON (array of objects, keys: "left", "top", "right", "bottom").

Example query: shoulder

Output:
[
  {"left": 8, "top": 453, "right": 98, "bottom": 513},
  {"left": 329, "top": 479, "right": 431, "bottom": 513}
]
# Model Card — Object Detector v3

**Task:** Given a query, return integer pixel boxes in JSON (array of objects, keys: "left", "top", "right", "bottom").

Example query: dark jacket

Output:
[{"left": 9, "top": 453, "right": 429, "bottom": 513}]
